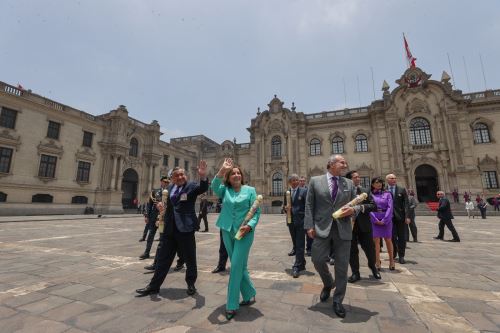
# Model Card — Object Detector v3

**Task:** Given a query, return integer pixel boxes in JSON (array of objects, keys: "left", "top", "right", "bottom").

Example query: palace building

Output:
[{"left": 1, "top": 67, "right": 499, "bottom": 215}]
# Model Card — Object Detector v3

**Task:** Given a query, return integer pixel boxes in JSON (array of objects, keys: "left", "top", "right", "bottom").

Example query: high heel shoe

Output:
[
  {"left": 389, "top": 261, "right": 395, "bottom": 271},
  {"left": 225, "top": 310, "right": 236, "bottom": 320},
  {"left": 239, "top": 296, "right": 256, "bottom": 306}
]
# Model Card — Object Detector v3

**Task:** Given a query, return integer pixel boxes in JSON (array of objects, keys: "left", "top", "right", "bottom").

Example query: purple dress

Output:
[{"left": 370, "top": 190, "right": 393, "bottom": 238}]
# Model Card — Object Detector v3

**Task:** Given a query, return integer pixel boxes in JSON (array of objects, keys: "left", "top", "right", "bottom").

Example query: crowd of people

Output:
[{"left": 134, "top": 154, "right": 467, "bottom": 320}]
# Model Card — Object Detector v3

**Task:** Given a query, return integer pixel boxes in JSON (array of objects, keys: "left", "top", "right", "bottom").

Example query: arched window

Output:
[
  {"left": 272, "top": 172, "right": 283, "bottom": 196},
  {"left": 271, "top": 136, "right": 281, "bottom": 157},
  {"left": 409, "top": 117, "right": 432, "bottom": 145},
  {"left": 473, "top": 123, "right": 491, "bottom": 144},
  {"left": 32, "top": 194, "right": 53, "bottom": 203},
  {"left": 355, "top": 134, "right": 368, "bottom": 152},
  {"left": 331, "top": 136, "right": 344, "bottom": 154},
  {"left": 309, "top": 138, "right": 321, "bottom": 156},
  {"left": 129, "top": 138, "right": 139, "bottom": 157}
]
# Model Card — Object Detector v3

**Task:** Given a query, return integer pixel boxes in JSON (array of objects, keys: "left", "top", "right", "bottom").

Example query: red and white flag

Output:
[
  {"left": 403, "top": 33, "right": 417, "bottom": 68},
  {"left": 17, "top": 83, "right": 24, "bottom": 90}
]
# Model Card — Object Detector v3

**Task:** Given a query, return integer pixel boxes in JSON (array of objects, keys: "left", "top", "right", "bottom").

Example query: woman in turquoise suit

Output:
[{"left": 211, "top": 157, "right": 261, "bottom": 320}]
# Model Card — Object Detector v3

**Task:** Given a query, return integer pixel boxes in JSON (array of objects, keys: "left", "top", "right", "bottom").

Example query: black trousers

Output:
[
  {"left": 437, "top": 219, "right": 460, "bottom": 240},
  {"left": 197, "top": 213, "right": 208, "bottom": 231},
  {"left": 349, "top": 223, "right": 376, "bottom": 274},
  {"left": 306, "top": 234, "right": 313, "bottom": 252},
  {"left": 152, "top": 232, "right": 185, "bottom": 268},
  {"left": 479, "top": 208, "right": 487, "bottom": 219},
  {"left": 392, "top": 220, "right": 408, "bottom": 258},
  {"left": 288, "top": 223, "right": 296, "bottom": 251},
  {"left": 293, "top": 223, "right": 306, "bottom": 270},
  {"left": 142, "top": 223, "right": 149, "bottom": 240},
  {"left": 407, "top": 211, "right": 418, "bottom": 241},
  {"left": 144, "top": 222, "right": 158, "bottom": 255},
  {"left": 216, "top": 230, "right": 228, "bottom": 268},
  {"left": 149, "top": 229, "right": 197, "bottom": 289}
]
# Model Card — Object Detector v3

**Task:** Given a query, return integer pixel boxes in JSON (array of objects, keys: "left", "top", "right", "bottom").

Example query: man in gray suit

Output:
[{"left": 305, "top": 154, "right": 359, "bottom": 318}]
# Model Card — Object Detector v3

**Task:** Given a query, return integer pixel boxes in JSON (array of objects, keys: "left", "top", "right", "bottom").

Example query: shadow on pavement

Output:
[
  {"left": 207, "top": 304, "right": 264, "bottom": 325},
  {"left": 309, "top": 303, "right": 378, "bottom": 323}
]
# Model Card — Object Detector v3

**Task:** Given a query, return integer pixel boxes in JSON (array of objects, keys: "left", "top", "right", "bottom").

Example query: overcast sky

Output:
[{"left": 1, "top": 0, "right": 499, "bottom": 143}]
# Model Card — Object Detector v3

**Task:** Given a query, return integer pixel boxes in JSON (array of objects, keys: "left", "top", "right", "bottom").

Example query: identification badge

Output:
[{"left": 180, "top": 193, "right": 188, "bottom": 201}]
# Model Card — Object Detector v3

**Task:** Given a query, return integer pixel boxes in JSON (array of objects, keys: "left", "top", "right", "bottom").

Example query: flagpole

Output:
[
  {"left": 446, "top": 53, "right": 456, "bottom": 88},
  {"left": 462, "top": 56, "right": 471, "bottom": 92},
  {"left": 479, "top": 53, "right": 487, "bottom": 90}
]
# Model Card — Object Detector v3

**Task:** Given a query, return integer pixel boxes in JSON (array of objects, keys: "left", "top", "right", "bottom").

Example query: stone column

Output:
[
  {"left": 115, "top": 156, "right": 122, "bottom": 190},
  {"left": 151, "top": 165, "right": 156, "bottom": 188},
  {"left": 110, "top": 155, "right": 117, "bottom": 190}
]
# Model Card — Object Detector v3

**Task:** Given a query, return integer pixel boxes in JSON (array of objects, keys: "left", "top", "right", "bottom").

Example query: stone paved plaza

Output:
[{"left": 1, "top": 213, "right": 500, "bottom": 333}]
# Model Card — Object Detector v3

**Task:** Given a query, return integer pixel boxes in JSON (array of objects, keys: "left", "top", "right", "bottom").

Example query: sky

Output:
[{"left": 1, "top": 0, "right": 499, "bottom": 144}]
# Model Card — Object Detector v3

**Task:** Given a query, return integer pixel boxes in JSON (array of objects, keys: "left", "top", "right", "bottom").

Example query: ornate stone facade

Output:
[{"left": 1, "top": 67, "right": 499, "bottom": 215}]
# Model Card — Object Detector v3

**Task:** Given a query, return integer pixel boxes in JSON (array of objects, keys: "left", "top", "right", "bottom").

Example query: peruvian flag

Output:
[{"left": 403, "top": 33, "right": 417, "bottom": 68}]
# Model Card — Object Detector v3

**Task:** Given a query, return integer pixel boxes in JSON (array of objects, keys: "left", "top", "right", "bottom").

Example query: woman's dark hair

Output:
[
  {"left": 371, "top": 176, "right": 385, "bottom": 190},
  {"left": 223, "top": 166, "right": 246, "bottom": 188}
]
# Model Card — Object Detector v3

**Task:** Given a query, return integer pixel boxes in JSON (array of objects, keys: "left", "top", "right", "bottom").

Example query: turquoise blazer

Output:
[{"left": 211, "top": 176, "right": 261, "bottom": 232}]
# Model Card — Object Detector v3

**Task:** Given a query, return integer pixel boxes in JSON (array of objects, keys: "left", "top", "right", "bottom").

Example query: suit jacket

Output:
[
  {"left": 388, "top": 185, "right": 410, "bottom": 222},
  {"left": 354, "top": 186, "right": 376, "bottom": 233},
  {"left": 283, "top": 186, "right": 307, "bottom": 226},
  {"left": 146, "top": 188, "right": 162, "bottom": 223},
  {"left": 304, "top": 174, "right": 357, "bottom": 240},
  {"left": 211, "top": 176, "right": 261, "bottom": 232},
  {"left": 163, "top": 179, "right": 208, "bottom": 234},
  {"left": 437, "top": 197, "right": 454, "bottom": 220}
]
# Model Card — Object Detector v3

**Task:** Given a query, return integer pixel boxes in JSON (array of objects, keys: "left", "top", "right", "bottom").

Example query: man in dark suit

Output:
[
  {"left": 305, "top": 155, "right": 359, "bottom": 318},
  {"left": 139, "top": 177, "right": 170, "bottom": 259},
  {"left": 386, "top": 174, "right": 411, "bottom": 264},
  {"left": 285, "top": 174, "right": 308, "bottom": 278},
  {"left": 345, "top": 171, "right": 380, "bottom": 283},
  {"left": 434, "top": 191, "right": 460, "bottom": 242},
  {"left": 197, "top": 195, "right": 209, "bottom": 232},
  {"left": 136, "top": 161, "right": 208, "bottom": 296},
  {"left": 300, "top": 176, "right": 313, "bottom": 256}
]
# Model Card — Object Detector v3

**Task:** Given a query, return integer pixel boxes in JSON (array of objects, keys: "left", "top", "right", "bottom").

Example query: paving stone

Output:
[
  {"left": 0, "top": 305, "right": 17, "bottom": 319},
  {"left": 461, "top": 312, "right": 499, "bottom": 331},
  {"left": 17, "top": 295, "right": 73, "bottom": 315},
  {"left": 41, "top": 300, "right": 97, "bottom": 321}
]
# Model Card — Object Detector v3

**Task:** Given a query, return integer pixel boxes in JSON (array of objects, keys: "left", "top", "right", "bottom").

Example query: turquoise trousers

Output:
[{"left": 222, "top": 228, "right": 256, "bottom": 310}]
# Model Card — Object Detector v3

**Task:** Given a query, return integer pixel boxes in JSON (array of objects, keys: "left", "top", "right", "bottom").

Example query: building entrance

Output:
[
  {"left": 122, "top": 168, "right": 138, "bottom": 209},
  {"left": 415, "top": 164, "right": 438, "bottom": 202}
]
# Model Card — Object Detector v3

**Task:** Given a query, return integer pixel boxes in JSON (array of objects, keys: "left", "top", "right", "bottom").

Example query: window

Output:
[
  {"left": 271, "top": 136, "right": 281, "bottom": 157},
  {"left": 409, "top": 117, "right": 432, "bottom": 145},
  {"left": 272, "top": 172, "right": 283, "bottom": 196},
  {"left": 474, "top": 123, "right": 491, "bottom": 144},
  {"left": 184, "top": 161, "right": 189, "bottom": 171},
  {"left": 32, "top": 194, "right": 53, "bottom": 203},
  {"left": 331, "top": 136, "right": 344, "bottom": 154},
  {"left": 76, "top": 161, "right": 91, "bottom": 182},
  {"left": 0, "top": 147, "right": 13, "bottom": 173},
  {"left": 174, "top": 157, "right": 179, "bottom": 167},
  {"left": 309, "top": 138, "right": 321, "bottom": 156},
  {"left": 163, "top": 154, "right": 169, "bottom": 166},
  {"left": 129, "top": 138, "right": 138, "bottom": 157},
  {"left": 82, "top": 131, "right": 93, "bottom": 147},
  {"left": 0, "top": 192, "right": 6, "bottom": 202},
  {"left": 71, "top": 196, "right": 88, "bottom": 204},
  {"left": 484, "top": 171, "right": 499, "bottom": 189},
  {"left": 360, "top": 176, "right": 370, "bottom": 189},
  {"left": 38, "top": 154, "right": 57, "bottom": 178},
  {"left": 0, "top": 107, "right": 17, "bottom": 129},
  {"left": 47, "top": 121, "right": 61, "bottom": 140},
  {"left": 355, "top": 134, "right": 368, "bottom": 152}
]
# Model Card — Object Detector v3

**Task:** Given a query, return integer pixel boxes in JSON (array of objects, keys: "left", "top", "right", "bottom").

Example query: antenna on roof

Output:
[
  {"left": 446, "top": 53, "right": 456, "bottom": 88},
  {"left": 479, "top": 53, "right": 488, "bottom": 90},
  {"left": 462, "top": 56, "right": 471, "bottom": 92}
]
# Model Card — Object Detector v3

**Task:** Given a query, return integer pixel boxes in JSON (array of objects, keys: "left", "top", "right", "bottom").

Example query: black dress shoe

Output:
[
  {"left": 211, "top": 266, "right": 226, "bottom": 273},
  {"left": 173, "top": 264, "right": 184, "bottom": 271},
  {"left": 144, "top": 264, "right": 155, "bottom": 270},
  {"left": 333, "top": 302, "right": 346, "bottom": 318},
  {"left": 288, "top": 250, "right": 296, "bottom": 256},
  {"left": 306, "top": 250, "right": 312, "bottom": 257},
  {"left": 399, "top": 257, "right": 406, "bottom": 264},
  {"left": 371, "top": 267, "right": 381, "bottom": 279},
  {"left": 320, "top": 286, "right": 332, "bottom": 302},
  {"left": 135, "top": 285, "right": 159, "bottom": 296},
  {"left": 292, "top": 268, "right": 299, "bottom": 278},
  {"left": 447, "top": 239, "right": 460, "bottom": 242},
  {"left": 329, "top": 258, "right": 335, "bottom": 266},
  {"left": 187, "top": 284, "right": 197, "bottom": 295},
  {"left": 433, "top": 236, "right": 443, "bottom": 240},
  {"left": 139, "top": 238, "right": 145, "bottom": 242},
  {"left": 139, "top": 253, "right": 150, "bottom": 260},
  {"left": 239, "top": 296, "right": 256, "bottom": 306},
  {"left": 348, "top": 272, "right": 360, "bottom": 283}
]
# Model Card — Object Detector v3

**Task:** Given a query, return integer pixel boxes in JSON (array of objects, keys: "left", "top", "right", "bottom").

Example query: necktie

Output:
[
  {"left": 292, "top": 188, "right": 297, "bottom": 202},
  {"left": 171, "top": 186, "right": 182, "bottom": 204},
  {"left": 390, "top": 186, "right": 395, "bottom": 197},
  {"left": 330, "top": 176, "right": 338, "bottom": 203}
]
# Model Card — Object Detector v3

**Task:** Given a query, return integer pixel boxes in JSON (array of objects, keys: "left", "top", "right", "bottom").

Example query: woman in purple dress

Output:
[{"left": 369, "top": 177, "right": 395, "bottom": 270}]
